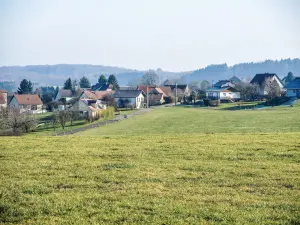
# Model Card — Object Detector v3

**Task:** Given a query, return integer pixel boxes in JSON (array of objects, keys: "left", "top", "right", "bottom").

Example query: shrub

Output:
[{"left": 203, "top": 99, "right": 220, "bottom": 107}]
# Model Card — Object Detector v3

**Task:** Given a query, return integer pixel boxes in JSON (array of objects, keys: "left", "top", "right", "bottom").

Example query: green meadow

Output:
[{"left": 1, "top": 106, "right": 300, "bottom": 224}]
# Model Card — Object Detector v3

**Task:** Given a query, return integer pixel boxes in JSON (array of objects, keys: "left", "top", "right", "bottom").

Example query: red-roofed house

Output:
[{"left": 9, "top": 94, "right": 43, "bottom": 113}]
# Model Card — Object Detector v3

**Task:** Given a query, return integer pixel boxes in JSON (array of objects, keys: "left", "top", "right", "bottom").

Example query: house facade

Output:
[
  {"left": 70, "top": 98, "right": 105, "bottom": 120},
  {"left": 250, "top": 73, "right": 284, "bottom": 95},
  {"left": 0, "top": 89, "right": 8, "bottom": 109},
  {"left": 285, "top": 77, "right": 300, "bottom": 98},
  {"left": 9, "top": 94, "right": 43, "bottom": 113},
  {"left": 206, "top": 87, "right": 240, "bottom": 100},
  {"left": 113, "top": 90, "right": 145, "bottom": 109},
  {"left": 54, "top": 89, "right": 74, "bottom": 102}
]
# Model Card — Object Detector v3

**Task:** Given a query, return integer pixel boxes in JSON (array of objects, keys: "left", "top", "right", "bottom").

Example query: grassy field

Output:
[
  {"left": 1, "top": 106, "right": 300, "bottom": 224},
  {"left": 1, "top": 134, "right": 300, "bottom": 224},
  {"left": 80, "top": 106, "right": 300, "bottom": 135}
]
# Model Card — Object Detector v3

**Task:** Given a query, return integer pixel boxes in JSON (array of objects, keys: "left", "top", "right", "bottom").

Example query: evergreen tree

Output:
[
  {"left": 108, "top": 74, "right": 119, "bottom": 90},
  {"left": 64, "top": 78, "right": 72, "bottom": 90},
  {"left": 286, "top": 72, "right": 295, "bottom": 83},
  {"left": 98, "top": 74, "right": 107, "bottom": 86},
  {"left": 17, "top": 79, "right": 33, "bottom": 94},
  {"left": 79, "top": 76, "right": 91, "bottom": 88}
]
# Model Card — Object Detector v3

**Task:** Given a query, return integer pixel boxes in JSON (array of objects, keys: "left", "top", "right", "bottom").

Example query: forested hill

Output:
[
  {"left": 0, "top": 59, "right": 299, "bottom": 90},
  {"left": 183, "top": 58, "right": 300, "bottom": 83}
]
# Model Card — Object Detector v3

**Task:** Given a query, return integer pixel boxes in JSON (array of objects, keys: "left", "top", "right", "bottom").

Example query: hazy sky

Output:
[{"left": 0, "top": 0, "right": 299, "bottom": 71}]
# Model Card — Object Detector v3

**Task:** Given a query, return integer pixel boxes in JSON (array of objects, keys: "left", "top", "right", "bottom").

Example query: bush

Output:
[
  {"left": 264, "top": 97, "right": 290, "bottom": 106},
  {"left": 203, "top": 99, "right": 220, "bottom": 107}
]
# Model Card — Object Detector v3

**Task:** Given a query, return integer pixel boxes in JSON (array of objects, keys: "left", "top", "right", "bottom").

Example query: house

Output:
[
  {"left": 149, "top": 93, "right": 164, "bottom": 105},
  {"left": 285, "top": 77, "right": 300, "bottom": 98},
  {"left": 54, "top": 89, "right": 74, "bottom": 102},
  {"left": 229, "top": 76, "right": 242, "bottom": 84},
  {"left": 214, "top": 80, "right": 235, "bottom": 88},
  {"left": 91, "top": 83, "right": 113, "bottom": 91},
  {"left": 79, "top": 90, "right": 113, "bottom": 101},
  {"left": 0, "top": 89, "right": 8, "bottom": 109},
  {"left": 164, "top": 84, "right": 190, "bottom": 96},
  {"left": 137, "top": 85, "right": 155, "bottom": 94},
  {"left": 206, "top": 87, "right": 240, "bottom": 101},
  {"left": 70, "top": 99, "right": 105, "bottom": 120},
  {"left": 113, "top": 90, "right": 145, "bottom": 109},
  {"left": 9, "top": 94, "right": 43, "bottom": 113},
  {"left": 250, "top": 73, "right": 284, "bottom": 95}
]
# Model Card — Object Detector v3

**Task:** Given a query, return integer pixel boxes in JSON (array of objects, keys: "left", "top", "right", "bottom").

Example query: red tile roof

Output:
[
  {"left": 14, "top": 94, "right": 42, "bottom": 105},
  {"left": 137, "top": 85, "right": 155, "bottom": 94},
  {"left": 0, "top": 89, "right": 8, "bottom": 93}
]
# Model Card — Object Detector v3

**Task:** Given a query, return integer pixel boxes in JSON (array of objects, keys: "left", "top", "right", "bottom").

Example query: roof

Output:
[
  {"left": 13, "top": 94, "right": 42, "bottom": 105},
  {"left": 137, "top": 85, "right": 155, "bottom": 94},
  {"left": 82, "top": 90, "right": 113, "bottom": 100},
  {"left": 153, "top": 88, "right": 167, "bottom": 97},
  {"left": 214, "top": 80, "right": 232, "bottom": 88},
  {"left": 165, "top": 84, "right": 188, "bottom": 90},
  {"left": 91, "top": 83, "right": 113, "bottom": 91},
  {"left": 284, "top": 77, "right": 300, "bottom": 89},
  {"left": 0, "top": 89, "right": 8, "bottom": 93},
  {"left": 113, "top": 90, "right": 144, "bottom": 98},
  {"left": 229, "top": 76, "right": 242, "bottom": 84},
  {"left": 250, "top": 73, "right": 283, "bottom": 86},
  {"left": 158, "top": 86, "right": 172, "bottom": 96},
  {"left": 58, "top": 89, "right": 73, "bottom": 98}
]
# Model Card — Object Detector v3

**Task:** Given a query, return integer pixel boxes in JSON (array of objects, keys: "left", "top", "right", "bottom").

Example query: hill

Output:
[{"left": 0, "top": 58, "right": 299, "bottom": 91}]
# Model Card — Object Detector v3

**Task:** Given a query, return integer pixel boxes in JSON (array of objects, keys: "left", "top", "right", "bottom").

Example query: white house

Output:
[
  {"left": 206, "top": 87, "right": 240, "bottom": 100},
  {"left": 285, "top": 77, "right": 300, "bottom": 98},
  {"left": 250, "top": 73, "right": 284, "bottom": 95},
  {"left": 9, "top": 94, "right": 43, "bottom": 113},
  {"left": 113, "top": 90, "right": 145, "bottom": 109}
]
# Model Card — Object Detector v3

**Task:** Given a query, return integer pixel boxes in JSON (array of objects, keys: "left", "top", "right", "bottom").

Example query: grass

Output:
[
  {"left": 1, "top": 134, "right": 300, "bottom": 224},
  {"left": 1, "top": 106, "right": 300, "bottom": 224},
  {"left": 80, "top": 106, "right": 300, "bottom": 135}
]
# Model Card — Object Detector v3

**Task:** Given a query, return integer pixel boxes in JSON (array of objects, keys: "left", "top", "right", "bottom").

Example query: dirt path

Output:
[{"left": 55, "top": 108, "right": 153, "bottom": 136}]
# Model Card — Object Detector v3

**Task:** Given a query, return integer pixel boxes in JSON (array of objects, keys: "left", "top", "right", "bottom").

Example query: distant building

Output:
[
  {"left": 250, "top": 73, "right": 284, "bottom": 95},
  {"left": 91, "top": 83, "right": 113, "bottom": 91},
  {"left": 113, "top": 90, "right": 145, "bottom": 109},
  {"left": 9, "top": 94, "right": 43, "bottom": 113},
  {"left": 206, "top": 87, "right": 240, "bottom": 100},
  {"left": 285, "top": 77, "right": 300, "bottom": 98}
]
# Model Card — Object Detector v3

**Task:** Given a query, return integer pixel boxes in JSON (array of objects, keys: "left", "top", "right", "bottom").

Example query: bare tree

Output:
[
  {"left": 58, "top": 110, "right": 69, "bottom": 129},
  {"left": 141, "top": 70, "right": 159, "bottom": 86},
  {"left": 68, "top": 111, "right": 82, "bottom": 126},
  {"left": 51, "top": 112, "right": 59, "bottom": 131},
  {"left": 22, "top": 112, "right": 37, "bottom": 133},
  {"left": 236, "top": 82, "right": 260, "bottom": 101},
  {"left": 264, "top": 78, "right": 281, "bottom": 100}
]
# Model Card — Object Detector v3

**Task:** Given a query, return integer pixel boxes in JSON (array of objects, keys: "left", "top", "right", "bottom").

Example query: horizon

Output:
[
  {"left": 0, "top": 58, "right": 299, "bottom": 74},
  {"left": 1, "top": 0, "right": 299, "bottom": 72}
]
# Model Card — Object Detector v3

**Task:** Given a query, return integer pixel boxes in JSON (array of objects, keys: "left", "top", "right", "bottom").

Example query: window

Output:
[
  {"left": 223, "top": 93, "right": 226, "bottom": 96},
  {"left": 31, "top": 105, "right": 37, "bottom": 110},
  {"left": 294, "top": 90, "right": 296, "bottom": 93}
]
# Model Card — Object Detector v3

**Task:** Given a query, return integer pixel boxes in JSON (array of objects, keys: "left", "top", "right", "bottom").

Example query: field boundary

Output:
[{"left": 55, "top": 108, "right": 153, "bottom": 136}]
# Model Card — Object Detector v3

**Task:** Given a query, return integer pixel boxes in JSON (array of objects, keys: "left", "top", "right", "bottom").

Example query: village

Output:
[{"left": 0, "top": 71, "right": 299, "bottom": 135}]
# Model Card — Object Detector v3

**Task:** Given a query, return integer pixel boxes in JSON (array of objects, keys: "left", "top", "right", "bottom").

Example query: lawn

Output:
[
  {"left": 0, "top": 134, "right": 299, "bottom": 224},
  {"left": 1, "top": 106, "right": 300, "bottom": 224},
  {"left": 80, "top": 106, "right": 300, "bottom": 135}
]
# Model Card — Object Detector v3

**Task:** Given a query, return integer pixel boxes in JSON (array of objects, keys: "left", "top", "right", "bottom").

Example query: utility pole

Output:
[{"left": 175, "top": 83, "right": 177, "bottom": 106}]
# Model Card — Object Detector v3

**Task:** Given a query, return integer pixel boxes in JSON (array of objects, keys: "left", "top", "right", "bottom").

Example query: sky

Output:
[{"left": 0, "top": 0, "right": 299, "bottom": 72}]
